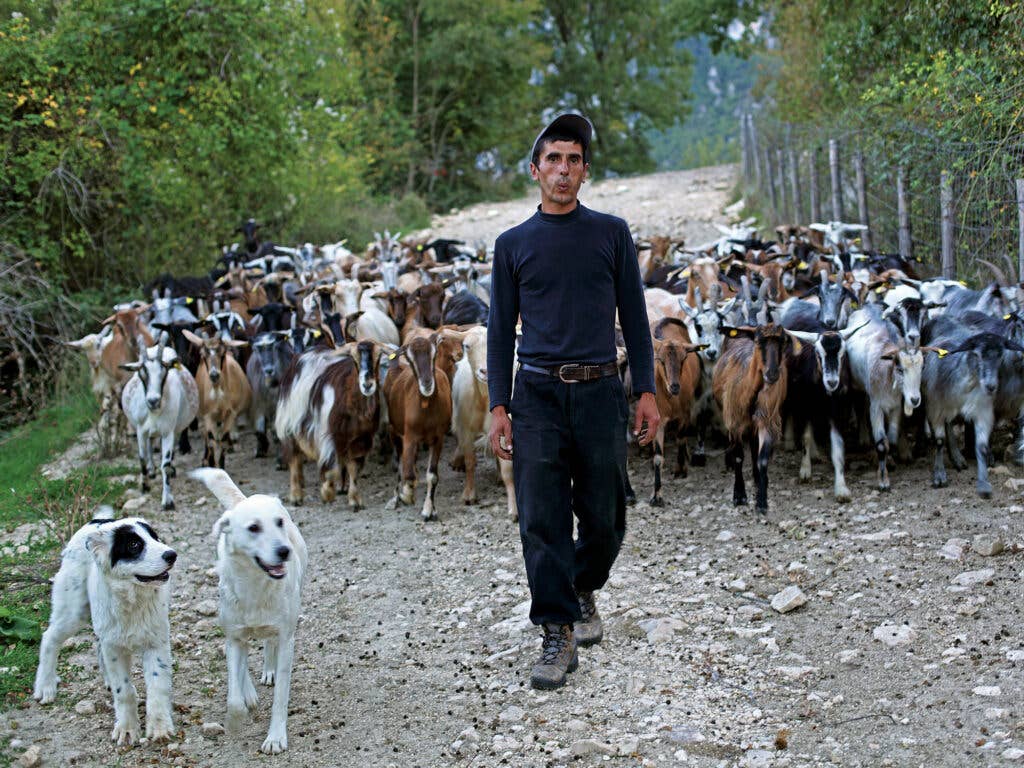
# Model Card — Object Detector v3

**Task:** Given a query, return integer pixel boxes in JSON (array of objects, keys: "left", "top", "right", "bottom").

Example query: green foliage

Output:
[{"left": 535, "top": 0, "right": 696, "bottom": 176}]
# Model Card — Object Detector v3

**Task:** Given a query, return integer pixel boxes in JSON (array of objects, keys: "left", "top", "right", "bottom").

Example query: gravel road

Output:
[{"left": 5, "top": 163, "right": 1024, "bottom": 768}]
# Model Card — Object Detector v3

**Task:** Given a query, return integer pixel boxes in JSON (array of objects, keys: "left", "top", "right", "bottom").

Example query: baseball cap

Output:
[{"left": 530, "top": 113, "right": 593, "bottom": 166}]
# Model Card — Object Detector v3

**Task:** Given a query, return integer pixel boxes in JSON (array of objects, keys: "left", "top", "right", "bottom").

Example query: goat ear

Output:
[
  {"left": 189, "top": 468, "right": 247, "bottom": 509},
  {"left": 64, "top": 337, "right": 89, "bottom": 349},
  {"left": 119, "top": 362, "right": 142, "bottom": 372},
  {"left": 787, "top": 330, "right": 818, "bottom": 346},
  {"left": 225, "top": 339, "right": 248, "bottom": 349}
]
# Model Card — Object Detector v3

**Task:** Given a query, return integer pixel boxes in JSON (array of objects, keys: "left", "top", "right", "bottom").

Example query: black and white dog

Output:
[
  {"left": 190, "top": 468, "right": 307, "bottom": 754},
  {"left": 33, "top": 510, "right": 177, "bottom": 745}
]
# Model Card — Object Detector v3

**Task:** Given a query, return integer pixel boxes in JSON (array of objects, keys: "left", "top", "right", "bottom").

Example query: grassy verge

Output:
[{"left": 0, "top": 371, "right": 133, "bottom": 710}]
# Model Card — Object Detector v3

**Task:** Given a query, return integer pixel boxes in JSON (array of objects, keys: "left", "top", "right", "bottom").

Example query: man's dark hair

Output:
[{"left": 532, "top": 132, "right": 587, "bottom": 167}]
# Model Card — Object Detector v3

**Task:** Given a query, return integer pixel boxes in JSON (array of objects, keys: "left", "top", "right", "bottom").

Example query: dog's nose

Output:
[
  {"left": 163, "top": 550, "right": 177, "bottom": 565},
  {"left": 276, "top": 545, "right": 291, "bottom": 562}
]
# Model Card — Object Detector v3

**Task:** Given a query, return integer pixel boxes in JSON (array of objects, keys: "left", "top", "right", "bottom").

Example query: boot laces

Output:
[
  {"left": 540, "top": 625, "right": 569, "bottom": 664},
  {"left": 578, "top": 591, "right": 597, "bottom": 622}
]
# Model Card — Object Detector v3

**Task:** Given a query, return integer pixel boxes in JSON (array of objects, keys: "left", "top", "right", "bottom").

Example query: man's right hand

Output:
[{"left": 489, "top": 406, "right": 513, "bottom": 460}]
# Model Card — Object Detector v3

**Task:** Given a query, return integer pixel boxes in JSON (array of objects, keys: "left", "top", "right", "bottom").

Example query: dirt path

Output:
[{"left": 5, "top": 164, "right": 1024, "bottom": 768}]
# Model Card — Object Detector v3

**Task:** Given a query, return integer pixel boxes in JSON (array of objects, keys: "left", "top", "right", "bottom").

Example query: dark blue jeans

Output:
[{"left": 510, "top": 369, "right": 628, "bottom": 626}]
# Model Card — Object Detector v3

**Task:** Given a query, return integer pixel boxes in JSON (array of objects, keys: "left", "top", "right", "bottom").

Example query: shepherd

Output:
[{"left": 487, "top": 113, "right": 659, "bottom": 689}]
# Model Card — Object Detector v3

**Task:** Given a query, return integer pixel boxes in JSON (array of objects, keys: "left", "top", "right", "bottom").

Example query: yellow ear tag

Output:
[
  {"left": 798, "top": 261, "right": 808, "bottom": 270},
  {"left": 681, "top": 268, "right": 690, "bottom": 278},
  {"left": 1004, "top": 314, "right": 1012, "bottom": 321},
  {"left": 729, "top": 329, "right": 738, "bottom": 337},
  {"left": 388, "top": 353, "right": 397, "bottom": 360},
  {"left": 851, "top": 301, "right": 859, "bottom": 309},
  {"left": 875, "top": 286, "right": 885, "bottom": 294},
  {"left": 186, "top": 297, "right": 193, "bottom": 304},
  {"left": 959, "top": 280, "right": 968, "bottom": 286},
  {"left": 173, "top": 361, "right": 183, "bottom": 369},
  {"left": 937, "top": 348, "right": 948, "bottom": 358},
  {"left": 312, "top": 330, "right": 320, "bottom": 338},
  {"left": 417, "top": 244, "right": 423, "bottom": 251}
]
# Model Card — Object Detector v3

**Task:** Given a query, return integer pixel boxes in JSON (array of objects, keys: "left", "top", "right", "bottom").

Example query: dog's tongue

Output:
[{"left": 267, "top": 564, "right": 286, "bottom": 577}]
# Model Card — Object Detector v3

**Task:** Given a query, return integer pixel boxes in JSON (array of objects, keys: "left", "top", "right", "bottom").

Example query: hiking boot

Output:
[
  {"left": 575, "top": 590, "right": 604, "bottom": 647},
  {"left": 530, "top": 623, "right": 578, "bottom": 690}
]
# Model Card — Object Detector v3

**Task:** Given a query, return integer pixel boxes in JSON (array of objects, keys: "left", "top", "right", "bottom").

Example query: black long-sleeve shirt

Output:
[{"left": 487, "top": 202, "right": 655, "bottom": 411}]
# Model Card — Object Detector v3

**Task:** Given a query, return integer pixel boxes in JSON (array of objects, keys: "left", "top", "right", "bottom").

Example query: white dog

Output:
[
  {"left": 190, "top": 468, "right": 307, "bottom": 754},
  {"left": 33, "top": 510, "right": 177, "bottom": 745}
]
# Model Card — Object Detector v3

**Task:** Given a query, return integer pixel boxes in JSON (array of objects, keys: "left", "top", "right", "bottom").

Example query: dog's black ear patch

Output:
[
  {"left": 110, "top": 524, "right": 146, "bottom": 568},
  {"left": 138, "top": 521, "right": 160, "bottom": 542}
]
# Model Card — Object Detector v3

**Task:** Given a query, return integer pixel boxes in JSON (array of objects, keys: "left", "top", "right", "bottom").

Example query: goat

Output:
[
  {"left": 921, "top": 318, "right": 1024, "bottom": 497},
  {"left": 246, "top": 331, "right": 295, "bottom": 461},
  {"left": 676, "top": 288, "right": 728, "bottom": 466},
  {"left": 382, "top": 332, "right": 463, "bottom": 520},
  {"left": 783, "top": 321, "right": 867, "bottom": 502},
  {"left": 648, "top": 318, "right": 704, "bottom": 506},
  {"left": 120, "top": 337, "right": 199, "bottom": 510},
  {"left": 846, "top": 308, "right": 926, "bottom": 491},
  {"left": 275, "top": 341, "right": 381, "bottom": 507},
  {"left": 183, "top": 331, "right": 252, "bottom": 469},
  {"left": 635, "top": 235, "right": 685, "bottom": 284},
  {"left": 712, "top": 323, "right": 797, "bottom": 514}
]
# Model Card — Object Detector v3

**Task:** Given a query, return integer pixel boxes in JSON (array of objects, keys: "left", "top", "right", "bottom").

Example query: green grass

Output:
[{"left": 0, "top": 371, "right": 133, "bottom": 711}]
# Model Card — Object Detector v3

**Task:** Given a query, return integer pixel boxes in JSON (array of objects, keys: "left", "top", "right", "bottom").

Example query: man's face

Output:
[{"left": 530, "top": 139, "right": 588, "bottom": 213}]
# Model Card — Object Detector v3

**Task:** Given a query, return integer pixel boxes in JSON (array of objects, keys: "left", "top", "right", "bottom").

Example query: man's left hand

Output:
[{"left": 633, "top": 391, "right": 660, "bottom": 447}]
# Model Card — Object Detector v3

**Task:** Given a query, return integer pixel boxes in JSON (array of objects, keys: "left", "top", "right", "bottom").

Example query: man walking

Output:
[{"left": 487, "top": 113, "right": 659, "bottom": 690}]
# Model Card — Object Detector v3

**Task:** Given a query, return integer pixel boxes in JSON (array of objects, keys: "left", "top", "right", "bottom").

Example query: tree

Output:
[{"left": 535, "top": 0, "right": 697, "bottom": 176}]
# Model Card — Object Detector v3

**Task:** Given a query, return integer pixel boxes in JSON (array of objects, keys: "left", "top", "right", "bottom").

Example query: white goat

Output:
[{"left": 121, "top": 338, "right": 199, "bottom": 509}]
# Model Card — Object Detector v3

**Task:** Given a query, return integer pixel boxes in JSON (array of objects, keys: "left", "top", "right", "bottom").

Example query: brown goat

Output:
[
  {"left": 742, "top": 259, "right": 796, "bottom": 302},
  {"left": 399, "top": 282, "right": 446, "bottom": 340},
  {"left": 712, "top": 323, "right": 799, "bottom": 514},
  {"left": 635, "top": 235, "right": 684, "bottom": 284},
  {"left": 648, "top": 318, "right": 705, "bottom": 506},
  {"left": 275, "top": 341, "right": 382, "bottom": 507},
  {"left": 183, "top": 331, "right": 252, "bottom": 469},
  {"left": 382, "top": 331, "right": 464, "bottom": 520},
  {"left": 683, "top": 256, "right": 733, "bottom": 308}
]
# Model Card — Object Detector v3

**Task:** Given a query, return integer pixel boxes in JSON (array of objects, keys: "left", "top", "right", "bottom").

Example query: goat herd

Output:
[{"left": 65, "top": 217, "right": 1024, "bottom": 525}]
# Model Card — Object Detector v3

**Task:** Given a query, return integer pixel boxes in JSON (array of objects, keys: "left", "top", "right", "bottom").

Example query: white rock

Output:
[
  {"left": 1007, "top": 650, "right": 1024, "bottom": 662},
  {"left": 973, "top": 686, "right": 1002, "bottom": 697},
  {"left": 838, "top": 649, "right": 859, "bottom": 665},
  {"left": 716, "top": 530, "right": 736, "bottom": 542},
  {"left": 195, "top": 599, "right": 218, "bottom": 616},
  {"left": 570, "top": 739, "right": 617, "bottom": 756},
  {"left": 873, "top": 623, "right": 916, "bottom": 647},
  {"left": 637, "top": 617, "right": 681, "bottom": 644},
  {"left": 776, "top": 665, "right": 818, "bottom": 680},
  {"left": 770, "top": 585, "right": 807, "bottom": 614},
  {"left": 122, "top": 496, "right": 148, "bottom": 512},
  {"left": 616, "top": 736, "right": 640, "bottom": 756},
  {"left": 726, "top": 579, "right": 747, "bottom": 593},
  {"left": 952, "top": 568, "right": 995, "bottom": 587},
  {"left": 986, "top": 708, "right": 1009, "bottom": 719},
  {"left": 973, "top": 535, "right": 1004, "bottom": 557},
  {"left": 18, "top": 746, "right": 41, "bottom": 768},
  {"left": 201, "top": 722, "right": 224, "bottom": 736},
  {"left": 1002, "top": 747, "right": 1024, "bottom": 761},
  {"left": 938, "top": 538, "right": 969, "bottom": 560},
  {"left": 566, "top": 719, "right": 588, "bottom": 733},
  {"left": 74, "top": 699, "right": 96, "bottom": 715},
  {"left": 674, "top": 748, "right": 689, "bottom": 762},
  {"left": 459, "top": 727, "right": 480, "bottom": 743},
  {"left": 498, "top": 705, "right": 525, "bottom": 723}
]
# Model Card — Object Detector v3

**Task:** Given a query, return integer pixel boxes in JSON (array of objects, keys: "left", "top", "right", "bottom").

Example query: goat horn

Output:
[
  {"left": 1003, "top": 252, "right": 1018, "bottom": 283},
  {"left": 979, "top": 258, "right": 1008, "bottom": 286}
]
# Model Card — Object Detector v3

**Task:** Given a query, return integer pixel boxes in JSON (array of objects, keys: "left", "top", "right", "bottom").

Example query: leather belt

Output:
[{"left": 520, "top": 361, "right": 619, "bottom": 383}]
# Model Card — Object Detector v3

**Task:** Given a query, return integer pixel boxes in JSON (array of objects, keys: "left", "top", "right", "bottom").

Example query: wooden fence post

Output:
[
  {"left": 829, "top": 138, "right": 843, "bottom": 221},
  {"left": 1016, "top": 179, "right": 1024, "bottom": 281},
  {"left": 750, "top": 116, "right": 762, "bottom": 189},
  {"left": 766, "top": 146, "right": 779, "bottom": 217},
  {"left": 897, "top": 165, "right": 913, "bottom": 264},
  {"left": 854, "top": 150, "right": 872, "bottom": 251},
  {"left": 740, "top": 115, "right": 751, "bottom": 181},
  {"left": 777, "top": 147, "right": 788, "bottom": 222},
  {"left": 941, "top": 170, "right": 955, "bottom": 278},
  {"left": 788, "top": 144, "right": 802, "bottom": 225},
  {"left": 809, "top": 147, "right": 821, "bottom": 224}
]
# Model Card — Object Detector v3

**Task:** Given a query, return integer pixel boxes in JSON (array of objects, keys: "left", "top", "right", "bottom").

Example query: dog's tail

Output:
[
  {"left": 188, "top": 468, "right": 246, "bottom": 510},
  {"left": 89, "top": 505, "right": 116, "bottom": 525}
]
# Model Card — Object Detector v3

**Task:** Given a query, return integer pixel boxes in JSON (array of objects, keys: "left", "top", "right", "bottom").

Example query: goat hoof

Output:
[
  {"left": 977, "top": 482, "right": 992, "bottom": 498},
  {"left": 462, "top": 497, "right": 477, "bottom": 506},
  {"left": 625, "top": 491, "right": 637, "bottom": 506},
  {"left": 163, "top": 501, "right": 175, "bottom": 511},
  {"left": 690, "top": 453, "right": 706, "bottom": 467},
  {"left": 649, "top": 496, "right": 664, "bottom": 507},
  {"left": 733, "top": 497, "right": 748, "bottom": 507},
  {"left": 756, "top": 505, "right": 768, "bottom": 515},
  {"left": 275, "top": 461, "right": 287, "bottom": 471},
  {"left": 932, "top": 477, "right": 947, "bottom": 489},
  {"left": 673, "top": 468, "right": 688, "bottom": 479},
  {"left": 164, "top": 465, "right": 176, "bottom": 478}
]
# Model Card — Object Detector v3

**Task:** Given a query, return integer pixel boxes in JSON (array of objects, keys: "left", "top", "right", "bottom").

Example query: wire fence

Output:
[{"left": 739, "top": 115, "right": 1024, "bottom": 285}]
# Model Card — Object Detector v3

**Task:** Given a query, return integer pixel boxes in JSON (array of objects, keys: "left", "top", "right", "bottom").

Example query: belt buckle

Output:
[{"left": 558, "top": 364, "right": 582, "bottom": 383}]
